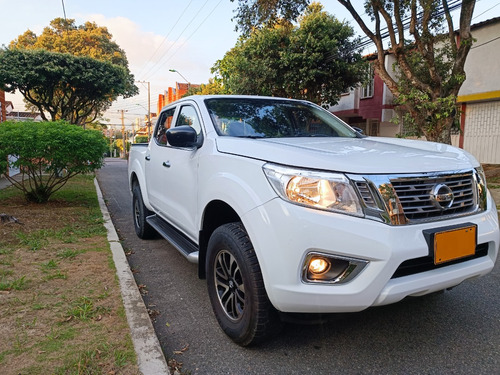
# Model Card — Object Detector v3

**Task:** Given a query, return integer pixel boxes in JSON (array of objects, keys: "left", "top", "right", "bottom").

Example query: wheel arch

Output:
[
  {"left": 128, "top": 169, "right": 153, "bottom": 211},
  {"left": 130, "top": 171, "right": 139, "bottom": 190},
  {"left": 198, "top": 200, "right": 241, "bottom": 279}
]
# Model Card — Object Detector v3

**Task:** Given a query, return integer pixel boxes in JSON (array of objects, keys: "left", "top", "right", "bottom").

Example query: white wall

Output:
[
  {"left": 330, "top": 89, "right": 359, "bottom": 112},
  {"left": 459, "top": 20, "right": 500, "bottom": 97},
  {"left": 463, "top": 101, "right": 500, "bottom": 164},
  {"left": 379, "top": 121, "right": 400, "bottom": 137}
]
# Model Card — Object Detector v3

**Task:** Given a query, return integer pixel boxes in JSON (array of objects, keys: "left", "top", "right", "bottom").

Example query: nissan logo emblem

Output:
[{"left": 430, "top": 183, "right": 454, "bottom": 210}]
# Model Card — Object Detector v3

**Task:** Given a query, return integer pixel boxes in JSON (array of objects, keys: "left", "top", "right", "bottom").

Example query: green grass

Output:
[
  {"left": 0, "top": 269, "right": 14, "bottom": 277},
  {"left": 0, "top": 276, "right": 28, "bottom": 291},
  {"left": 0, "top": 183, "right": 21, "bottom": 200},
  {"left": 43, "top": 271, "right": 67, "bottom": 281},
  {"left": 16, "top": 230, "right": 51, "bottom": 251},
  {"left": 40, "top": 259, "right": 58, "bottom": 272},
  {"left": 56, "top": 249, "right": 85, "bottom": 259},
  {"left": 66, "top": 296, "right": 110, "bottom": 321},
  {"left": 38, "top": 327, "right": 76, "bottom": 353},
  {"left": 51, "top": 174, "right": 100, "bottom": 206},
  {"left": 0, "top": 243, "right": 15, "bottom": 255},
  {"left": 54, "top": 346, "right": 110, "bottom": 375}
]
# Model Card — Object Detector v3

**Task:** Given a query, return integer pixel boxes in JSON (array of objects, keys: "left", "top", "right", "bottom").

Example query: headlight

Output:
[
  {"left": 263, "top": 163, "right": 363, "bottom": 217},
  {"left": 475, "top": 166, "right": 487, "bottom": 211}
]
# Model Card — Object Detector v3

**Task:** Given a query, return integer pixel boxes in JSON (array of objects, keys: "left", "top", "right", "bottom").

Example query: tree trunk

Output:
[{"left": 422, "top": 116, "right": 454, "bottom": 144}]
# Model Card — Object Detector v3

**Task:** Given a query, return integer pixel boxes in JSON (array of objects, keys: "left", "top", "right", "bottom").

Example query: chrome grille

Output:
[
  {"left": 355, "top": 181, "right": 376, "bottom": 207},
  {"left": 390, "top": 172, "right": 475, "bottom": 221}
]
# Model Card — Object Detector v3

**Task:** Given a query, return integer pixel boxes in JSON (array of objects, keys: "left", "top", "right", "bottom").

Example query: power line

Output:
[
  {"left": 471, "top": 35, "right": 500, "bottom": 49},
  {"left": 135, "top": 0, "right": 195, "bottom": 78},
  {"left": 352, "top": 0, "right": 463, "bottom": 50},
  {"left": 472, "top": 1, "right": 500, "bottom": 20},
  {"left": 144, "top": 0, "right": 224, "bottom": 81},
  {"left": 140, "top": 0, "right": 211, "bottom": 80}
]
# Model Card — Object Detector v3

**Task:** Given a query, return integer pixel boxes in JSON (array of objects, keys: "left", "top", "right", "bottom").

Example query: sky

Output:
[{"left": 1, "top": 0, "right": 499, "bottom": 127}]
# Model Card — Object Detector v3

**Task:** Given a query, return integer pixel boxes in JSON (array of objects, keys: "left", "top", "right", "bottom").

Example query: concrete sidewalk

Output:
[
  {"left": 94, "top": 179, "right": 169, "bottom": 374},
  {"left": 0, "top": 174, "right": 19, "bottom": 189},
  {"left": 0, "top": 172, "right": 28, "bottom": 190}
]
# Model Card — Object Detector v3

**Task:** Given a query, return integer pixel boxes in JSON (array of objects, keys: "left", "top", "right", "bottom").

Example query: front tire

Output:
[
  {"left": 206, "top": 222, "right": 281, "bottom": 346},
  {"left": 132, "top": 184, "right": 155, "bottom": 239}
]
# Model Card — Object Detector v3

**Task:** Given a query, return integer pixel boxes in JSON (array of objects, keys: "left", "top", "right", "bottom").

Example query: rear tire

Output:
[
  {"left": 206, "top": 222, "right": 282, "bottom": 346},
  {"left": 132, "top": 184, "right": 155, "bottom": 239}
]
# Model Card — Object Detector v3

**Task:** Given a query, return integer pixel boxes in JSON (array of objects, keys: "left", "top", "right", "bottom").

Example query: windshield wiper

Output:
[{"left": 236, "top": 135, "right": 266, "bottom": 139}]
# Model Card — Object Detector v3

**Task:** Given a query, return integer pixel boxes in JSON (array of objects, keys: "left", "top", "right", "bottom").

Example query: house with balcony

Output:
[{"left": 329, "top": 17, "right": 500, "bottom": 164}]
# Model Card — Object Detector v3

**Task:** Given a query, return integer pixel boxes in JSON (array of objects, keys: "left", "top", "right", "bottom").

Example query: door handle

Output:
[
  {"left": 145, "top": 155, "right": 151, "bottom": 161},
  {"left": 162, "top": 161, "right": 171, "bottom": 168}
]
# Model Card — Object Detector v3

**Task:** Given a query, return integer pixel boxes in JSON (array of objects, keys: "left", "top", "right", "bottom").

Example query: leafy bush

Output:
[
  {"left": 134, "top": 135, "right": 149, "bottom": 143},
  {"left": 0, "top": 120, "right": 108, "bottom": 203}
]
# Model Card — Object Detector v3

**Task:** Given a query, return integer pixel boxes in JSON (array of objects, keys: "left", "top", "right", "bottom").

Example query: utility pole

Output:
[
  {"left": 136, "top": 81, "right": 151, "bottom": 140},
  {"left": 119, "top": 110, "right": 127, "bottom": 158}
]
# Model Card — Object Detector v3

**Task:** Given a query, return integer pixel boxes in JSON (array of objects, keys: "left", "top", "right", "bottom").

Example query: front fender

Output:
[{"left": 198, "top": 154, "right": 275, "bottom": 228}]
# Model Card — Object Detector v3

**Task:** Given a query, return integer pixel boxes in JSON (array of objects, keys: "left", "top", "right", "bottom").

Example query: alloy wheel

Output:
[{"left": 214, "top": 250, "right": 245, "bottom": 320}]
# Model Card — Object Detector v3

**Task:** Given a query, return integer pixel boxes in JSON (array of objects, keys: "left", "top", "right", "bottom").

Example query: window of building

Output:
[{"left": 361, "top": 64, "right": 374, "bottom": 99}]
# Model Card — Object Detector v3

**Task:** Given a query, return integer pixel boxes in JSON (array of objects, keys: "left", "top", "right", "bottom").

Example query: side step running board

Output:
[{"left": 146, "top": 215, "right": 199, "bottom": 264}]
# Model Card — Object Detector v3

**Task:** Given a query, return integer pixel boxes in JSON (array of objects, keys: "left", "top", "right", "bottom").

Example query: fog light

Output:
[
  {"left": 302, "top": 252, "right": 369, "bottom": 284},
  {"left": 308, "top": 257, "right": 331, "bottom": 275}
]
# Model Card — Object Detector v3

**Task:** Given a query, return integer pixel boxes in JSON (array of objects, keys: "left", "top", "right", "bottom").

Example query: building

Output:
[
  {"left": 5, "top": 101, "right": 43, "bottom": 121},
  {"left": 157, "top": 82, "right": 200, "bottom": 114},
  {"left": 456, "top": 17, "right": 500, "bottom": 164},
  {"left": 329, "top": 17, "right": 500, "bottom": 164},
  {"left": 330, "top": 55, "right": 397, "bottom": 137}
]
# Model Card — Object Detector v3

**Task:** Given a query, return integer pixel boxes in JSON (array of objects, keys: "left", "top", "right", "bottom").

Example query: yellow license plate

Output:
[{"left": 434, "top": 225, "right": 476, "bottom": 265}]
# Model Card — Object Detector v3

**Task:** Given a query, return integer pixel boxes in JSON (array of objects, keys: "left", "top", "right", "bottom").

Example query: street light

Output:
[{"left": 169, "top": 69, "right": 191, "bottom": 85}]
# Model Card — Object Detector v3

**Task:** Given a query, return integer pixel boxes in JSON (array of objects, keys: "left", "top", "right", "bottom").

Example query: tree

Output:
[
  {"left": 183, "top": 78, "right": 229, "bottom": 96},
  {"left": 214, "top": 3, "right": 365, "bottom": 106},
  {"left": 231, "top": 0, "right": 309, "bottom": 35},
  {"left": 0, "top": 49, "right": 138, "bottom": 125},
  {"left": 6, "top": 18, "right": 138, "bottom": 125},
  {"left": 10, "top": 18, "right": 129, "bottom": 68},
  {"left": 233, "top": 0, "right": 477, "bottom": 144},
  {"left": 135, "top": 135, "right": 149, "bottom": 143},
  {"left": 213, "top": 23, "right": 291, "bottom": 98},
  {"left": 0, "top": 120, "right": 108, "bottom": 203}
]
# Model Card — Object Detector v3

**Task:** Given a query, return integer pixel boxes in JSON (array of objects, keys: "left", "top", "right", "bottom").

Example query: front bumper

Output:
[{"left": 242, "top": 191, "right": 499, "bottom": 313}]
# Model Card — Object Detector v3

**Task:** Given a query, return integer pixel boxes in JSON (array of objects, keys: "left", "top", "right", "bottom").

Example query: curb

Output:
[{"left": 94, "top": 179, "right": 170, "bottom": 375}]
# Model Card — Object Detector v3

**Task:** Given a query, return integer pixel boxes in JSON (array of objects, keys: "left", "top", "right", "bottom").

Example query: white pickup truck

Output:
[{"left": 128, "top": 95, "right": 499, "bottom": 346}]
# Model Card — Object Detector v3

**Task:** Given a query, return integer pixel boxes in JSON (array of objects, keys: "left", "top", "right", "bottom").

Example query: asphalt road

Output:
[{"left": 96, "top": 158, "right": 500, "bottom": 375}]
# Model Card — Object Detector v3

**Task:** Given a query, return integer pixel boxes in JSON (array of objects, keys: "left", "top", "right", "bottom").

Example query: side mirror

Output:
[
  {"left": 166, "top": 125, "right": 199, "bottom": 148},
  {"left": 352, "top": 126, "right": 364, "bottom": 134}
]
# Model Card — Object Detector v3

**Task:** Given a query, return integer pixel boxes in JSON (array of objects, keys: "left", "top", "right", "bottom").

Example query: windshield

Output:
[{"left": 205, "top": 98, "right": 358, "bottom": 138}]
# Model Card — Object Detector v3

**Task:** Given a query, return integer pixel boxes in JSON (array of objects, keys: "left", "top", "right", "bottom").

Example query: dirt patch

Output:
[
  {"left": 483, "top": 164, "right": 500, "bottom": 181},
  {"left": 0, "top": 176, "right": 139, "bottom": 374}
]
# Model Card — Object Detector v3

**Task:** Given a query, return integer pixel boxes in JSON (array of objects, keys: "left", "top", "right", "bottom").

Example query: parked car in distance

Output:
[{"left": 128, "top": 95, "right": 499, "bottom": 346}]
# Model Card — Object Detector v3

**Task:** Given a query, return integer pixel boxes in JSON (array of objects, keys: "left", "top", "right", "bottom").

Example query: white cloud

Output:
[{"left": 84, "top": 15, "right": 172, "bottom": 78}]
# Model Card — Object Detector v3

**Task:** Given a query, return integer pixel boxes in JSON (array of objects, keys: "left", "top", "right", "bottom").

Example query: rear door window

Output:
[{"left": 154, "top": 108, "right": 175, "bottom": 146}]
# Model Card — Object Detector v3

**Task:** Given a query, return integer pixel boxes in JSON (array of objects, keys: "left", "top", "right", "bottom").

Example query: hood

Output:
[{"left": 215, "top": 136, "right": 478, "bottom": 174}]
